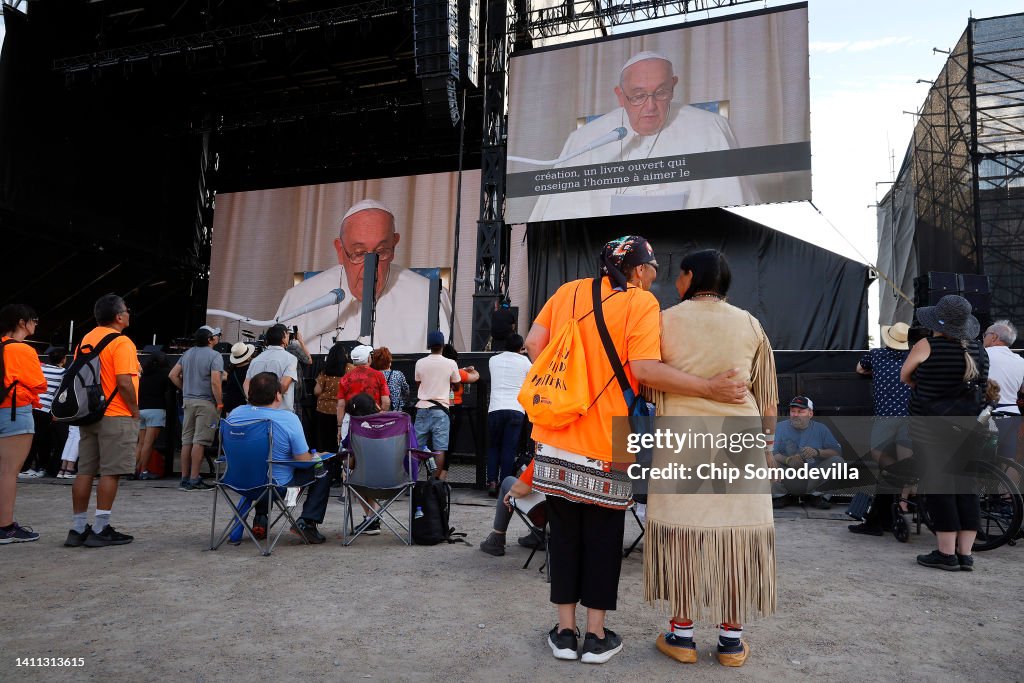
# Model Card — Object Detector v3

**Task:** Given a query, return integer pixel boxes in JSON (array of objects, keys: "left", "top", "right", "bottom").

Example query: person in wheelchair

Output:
[
  {"left": 226, "top": 372, "right": 332, "bottom": 545},
  {"left": 900, "top": 295, "right": 989, "bottom": 571}
]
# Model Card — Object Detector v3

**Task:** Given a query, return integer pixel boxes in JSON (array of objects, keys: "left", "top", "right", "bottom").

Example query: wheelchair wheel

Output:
[
  {"left": 972, "top": 460, "right": 1023, "bottom": 552},
  {"left": 892, "top": 512, "right": 910, "bottom": 542}
]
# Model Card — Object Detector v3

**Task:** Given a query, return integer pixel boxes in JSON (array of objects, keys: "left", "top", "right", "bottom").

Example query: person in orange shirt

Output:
[
  {"left": 64, "top": 294, "right": 140, "bottom": 549},
  {"left": 0, "top": 304, "right": 47, "bottom": 544},
  {"left": 524, "top": 235, "right": 747, "bottom": 664}
]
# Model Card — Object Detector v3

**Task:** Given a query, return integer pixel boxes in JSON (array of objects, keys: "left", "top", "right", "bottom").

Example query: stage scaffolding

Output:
[
  {"left": 879, "top": 11, "right": 1024, "bottom": 335},
  {"left": 469, "top": 0, "right": 764, "bottom": 348}
]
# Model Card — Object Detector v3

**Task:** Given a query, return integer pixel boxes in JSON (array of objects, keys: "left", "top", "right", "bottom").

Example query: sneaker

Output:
[
  {"left": 656, "top": 633, "right": 697, "bottom": 664},
  {"left": 957, "top": 553, "right": 975, "bottom": 572},
  {"left": 0, "top": 523, "right": 40, "bottom": 544},
  {"left": 187, "top": 479, "right": 214, "bottom": 491},
  {"left": 848, "top": 522, "right": 884, "bottom": 536},
  {"left": 82, "top": 525, "right": 134, "bottom": 547},
  {"left": 717, "top": 641, "right": 750, "bottom": 667},
  {"left": 139, "top": 471, "right": 157, "bottom": 481},
  {"left": 580, "top": 628, "right": 623, "bottom": 664},
  {"left": 479, "top": 532, "right": 506, "bottom": 556},
  {"left": 356, "top": 517, "right": 381, "bottom": 536},
  {"left": 813, "top": 496, "right": 832, "bottom": 510},
  {"left": 548, "top": 626, "right": 579, "bottom": 661},
  {"left": 64, "top": 525, "right": 92, "bottom": 548},
  {"left": 179, "top": 480, "right": 191, "bottom": 491},
  {"left": 252, "top": 514, "right": 268, "bottom": 540},
  {"left": 291, "top": 519, "right": 326, "bottom": 544},
  {"left": 487, "top": 481, "right": 499, "bottom": 498},
  {"left": 518, "top": 531, "right": 545, "bottom": 549},
  {"left": 18, "top": 469, "right": 43, "bottom": 479},
  {"left": 916, "top": 549, "right": 960, "bottom": 571}
]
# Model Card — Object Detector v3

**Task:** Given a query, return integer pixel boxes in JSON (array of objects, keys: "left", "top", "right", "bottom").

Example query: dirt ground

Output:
[{"left": 1, "top": 478, "right": 1022, "bottom": 682}]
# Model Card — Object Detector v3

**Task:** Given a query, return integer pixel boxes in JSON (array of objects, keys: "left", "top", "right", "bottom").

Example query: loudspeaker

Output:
[
  {"left": 914, "top": 271, "right": 958, "bottom": 306},
  {"left": 413, "top": 0, "right": 460, "bottom": 126}
]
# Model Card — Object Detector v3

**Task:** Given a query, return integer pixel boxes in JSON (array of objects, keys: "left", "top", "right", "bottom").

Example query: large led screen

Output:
[
  {"left": 505, "top": 3, "right": 810, "bottom": 224},
  {"left": 207, "top": 171, "right": 479, "bottom": 354}
]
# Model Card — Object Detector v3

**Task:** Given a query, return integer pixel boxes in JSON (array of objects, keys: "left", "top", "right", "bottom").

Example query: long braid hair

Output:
[{"left": 960, "top": 338, "right": 979, "bottom": 382}]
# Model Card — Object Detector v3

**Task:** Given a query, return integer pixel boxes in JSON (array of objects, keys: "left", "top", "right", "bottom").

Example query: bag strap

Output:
[
  {"left": 1, "top": 339, "right": 21, "bottom": 421},
  {"left": 75, "top": 332, "right": 121, "bottom": 362},
  {"left": 591, "top": 276, "right": 640, "bottom": 410}
]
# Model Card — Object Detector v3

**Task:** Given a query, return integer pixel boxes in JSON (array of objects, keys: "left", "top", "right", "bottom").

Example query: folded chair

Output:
[
  {"left": 341, "top": 411, "right": 430, "bottom": 546},
  {"left": 510, "top": 492, "right": 549, "bottom": 582},
  {"left": 209, "top": 418, "right": 332, "bottom": 556}
]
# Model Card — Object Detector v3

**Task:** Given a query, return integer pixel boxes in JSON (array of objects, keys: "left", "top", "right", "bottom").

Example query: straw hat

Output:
[
  {"left": 880, "top": 322, "right": 910, "bottom": 350},
  {"left": 229, "top": 342, "right": 256, "bottom": 365}
]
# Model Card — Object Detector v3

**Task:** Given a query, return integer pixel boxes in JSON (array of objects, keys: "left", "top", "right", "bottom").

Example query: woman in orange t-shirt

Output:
[{"left": 0, "top": 304, "right": 47, "bottom": 543}]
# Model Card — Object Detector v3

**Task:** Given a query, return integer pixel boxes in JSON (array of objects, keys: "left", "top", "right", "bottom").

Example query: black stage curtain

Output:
[{"left": 526, "top": 208, "right": 869, "bottom": 350}]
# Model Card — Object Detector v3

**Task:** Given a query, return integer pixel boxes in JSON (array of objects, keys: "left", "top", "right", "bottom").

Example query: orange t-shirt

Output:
[
  {"left": 78, "top": 326, "right": 139, "bottom": 417},
  {"left": 0, "top": 337, "right": 47, "bottom": 409},
  {"left": 530, "top": 277, "right": 661, "bottom": 461},
  {"left": 451, "top": 368, "right": 469, "bottom": 405}
]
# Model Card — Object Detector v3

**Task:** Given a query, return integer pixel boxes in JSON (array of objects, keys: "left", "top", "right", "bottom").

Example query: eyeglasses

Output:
[
  {"left": 623, "top": 87, "right": 673, "bottom": 106},
  {"left": 119, "top": 308, "right": 131, "bottom": 316},
  {"left": 340, "top": 245, "right": 395, "bottom": 265},
  {"left": 646, "top": 261, "right": 659, "bottom": 272}
]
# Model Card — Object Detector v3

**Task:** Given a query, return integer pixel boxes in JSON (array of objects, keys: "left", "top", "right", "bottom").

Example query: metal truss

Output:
[
  {"left": 53, "top": 0, "right": 406, "bottom": 73},
  {"left": 523, "top": 0, "right": 763, "bottom": 40}
]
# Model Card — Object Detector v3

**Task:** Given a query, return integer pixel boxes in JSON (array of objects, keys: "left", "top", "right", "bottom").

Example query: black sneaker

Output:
[
  {"left": 518, "top": 531, "right": 545, "bottom": 549},
  {"left": 479, "top": 532, "right": 506, "bottom": 556},
  {"left": 580, "top": 628, "right": 623, "bottom": 664},
  {"left": 83, "top": 525, "right": 134, "bottom": 547},
  {"left": 64, "top": 525, "right": 92, "bottom": 547},
  {"left": 179, "top": 479, "right": 190, "bottom": 491},
  {"left": 291, "top": 519, "right": 326, "bottom": 544},
  {"left": 957, "top": 553, "right": 975, "bottom": 572},
  {"left": 813, "top": 496, "right": 832, "bottom": 510},
  {"left": 357, "top": 517, "right": 381, "bottom": 536},
  {"left": 548, "top": 626, "right": 579, "bottom": 661},
  {"left": 916, "top": 549, "right": 959, "bottom": 571},
  {"left": 0, "top": 522, "right": 40, "bottom": 544},
  {"left": 848, "top": 522, "right": 884, "bottom": 536},
  {"left": 187, "top": 479, "right": 214, "bottom": 491},
  {"left": 252, "top": 514, "right": 268, "bottom": 540}
]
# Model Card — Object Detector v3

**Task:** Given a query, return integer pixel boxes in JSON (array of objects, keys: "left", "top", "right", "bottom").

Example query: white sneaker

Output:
[
  {"left": 19, "top": 470, "right": 43, "bottom": 479},
  {"left": 29, "top": 469, "right": 46, "bottom": 478}
]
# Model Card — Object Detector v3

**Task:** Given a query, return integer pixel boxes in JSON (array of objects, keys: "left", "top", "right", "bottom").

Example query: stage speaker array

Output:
[
  {"left": 913, "top": 271, "right": 992, "bottom": 334},
  {"left": 413, "top": 0, "right": 460, "bottom": 126}
]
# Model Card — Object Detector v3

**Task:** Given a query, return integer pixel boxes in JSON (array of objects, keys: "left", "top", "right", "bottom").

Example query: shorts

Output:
[
  {"left": 182, "top": 399, "right": 219, "bottom": 446},
  {"left": 78, "top": 416, "right": 139, "bottom": 476},
  {"left": 415, "top": 408, "right": 450, "bottom": 452},
  {"left": 870, "top": 416, "right": 912, "bottom": 452},
  {"left": 139, "top": 409, "right": 167, "bottom": 429},
  {"left": 0, "top": 405, "right": 34, "bottom": 437}
]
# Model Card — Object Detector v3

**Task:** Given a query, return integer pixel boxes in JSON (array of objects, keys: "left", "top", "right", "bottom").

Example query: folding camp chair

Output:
[
  {"left": 340, "top": 411, "right": 430, "bottom": 546},
  {"left": 209, "top": 418, "right": 333, "bottom": 556},
  {"left": 623, "top": 501, "right": 645, "bottom": 558},
  {"left": 509, "top": 492, "right": 549, "bottom": 582}
]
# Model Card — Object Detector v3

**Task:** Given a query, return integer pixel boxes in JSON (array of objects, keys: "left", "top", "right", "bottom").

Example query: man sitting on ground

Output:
[
  {"left": 225, "top": 372, "right": 331, "bottom": 544},
  {"left": 772, "top": 396, "right": 844, "bottom": 509}
]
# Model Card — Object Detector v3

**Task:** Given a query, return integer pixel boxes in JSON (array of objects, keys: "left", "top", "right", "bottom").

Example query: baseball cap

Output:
[
  {"left": 789, "top": 396, "right": 814, "bottom": 410},
  {"left": 350, "top": 345, "right": 373, "bottom": 365},
  {"left": 427, "top": 330, "right": 445, "bottom": 348},
  {"left": 199, "top": 325, "right": 222, "bottom": 336}
]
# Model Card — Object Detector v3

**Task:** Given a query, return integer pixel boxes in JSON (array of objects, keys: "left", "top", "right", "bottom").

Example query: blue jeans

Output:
[
  {"left": 487, "top": 410, "right": 524, "bottom": 482},
  {"left": 415, "top": 408, "right": 450, "bottom": 452}
]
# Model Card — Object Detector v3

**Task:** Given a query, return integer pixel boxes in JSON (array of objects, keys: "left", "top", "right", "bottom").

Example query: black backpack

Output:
[
  {"left": 51, "top": 332, "right": 121, "bottom": 425},
  {"left": 0, "top": 338, "right": 23, "bottom": 421},
  {"left": 411, "top": 479, "right": 467, "bottom": 545}
]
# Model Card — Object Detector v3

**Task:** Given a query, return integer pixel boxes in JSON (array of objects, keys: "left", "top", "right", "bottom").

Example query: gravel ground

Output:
[{"left": 1, "top": 478, "right": 1022, "bottom": 682}]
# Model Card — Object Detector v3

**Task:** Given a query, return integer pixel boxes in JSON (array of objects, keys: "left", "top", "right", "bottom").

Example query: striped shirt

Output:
[
  {"left": 909, "top": 337, "right": 988, "bottom": 416},
  {"left": 39, "top": 363, "right": 65, "bottom": 412}
]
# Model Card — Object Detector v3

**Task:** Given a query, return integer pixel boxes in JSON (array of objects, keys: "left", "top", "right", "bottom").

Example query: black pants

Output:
[
  {"left": 254, "top": 467, "right": 332, "bottom": 524},
  {"left": 546, "top": 495, "right": 626, "bottom": 611},
  {"left": 27, "top": 410, "right": 63, "bottom": 474},
  {"left": 926, "top": 493, "right": 981, "bottom": 532}
]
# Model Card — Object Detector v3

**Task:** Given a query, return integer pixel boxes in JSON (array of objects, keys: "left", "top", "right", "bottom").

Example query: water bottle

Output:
[
  {"left": 414, "top": 506, "right": 424, "bottom": 519},
  {"left": 425, "top": 456, "right": 437, "bottom": 476}
]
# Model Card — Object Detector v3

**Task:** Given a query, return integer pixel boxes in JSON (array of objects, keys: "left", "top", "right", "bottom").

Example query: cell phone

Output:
[{"left": 292, "top": 326, "right": 299, "bottom": 336}]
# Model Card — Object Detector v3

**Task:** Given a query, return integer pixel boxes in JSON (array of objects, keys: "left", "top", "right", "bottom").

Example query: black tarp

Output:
[{"left": 526, "top": 208, "right": 870, "bottom": 350}]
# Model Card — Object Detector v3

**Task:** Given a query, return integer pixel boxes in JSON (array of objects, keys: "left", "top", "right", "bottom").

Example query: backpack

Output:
[
  {"left": 0, "top": 338, "right": 22, "bottom": 421},
  {"left": 51, "top": 332, "right": 121, "bottom": 425},
  {"left": 411, "top": 479, "right": 467, "bottom": 545},
  {"left": 517, "top": 281, "right": 592, "bottom": 430}
]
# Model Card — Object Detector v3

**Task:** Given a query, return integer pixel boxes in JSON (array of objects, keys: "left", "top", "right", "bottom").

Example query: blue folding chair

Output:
[{"left": 209, "top": 418, "right": 332, "bottom": 556}]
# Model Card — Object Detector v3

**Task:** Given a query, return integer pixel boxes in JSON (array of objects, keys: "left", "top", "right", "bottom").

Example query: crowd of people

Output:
[{"left": 2, "top": 234, "right": 1021, "bottom": 669}]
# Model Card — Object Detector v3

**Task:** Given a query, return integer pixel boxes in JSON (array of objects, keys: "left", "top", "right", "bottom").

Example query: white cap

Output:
[
  {"left": 343, "top": 199, "right": 394, "bottom": 223},
  {"left": 620, "top": 51, "right": 673, "bottom": 74},
  {"left": 199, "top": 325, "right": 222, "bottom": 336},
  {"left": 350, "top": 345, "right": 373, "bottom": 365}
]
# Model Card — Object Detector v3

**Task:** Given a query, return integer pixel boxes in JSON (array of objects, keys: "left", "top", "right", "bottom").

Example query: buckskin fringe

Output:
[{"left": 643, "top": 520, "right": 777, "bottom": 623}]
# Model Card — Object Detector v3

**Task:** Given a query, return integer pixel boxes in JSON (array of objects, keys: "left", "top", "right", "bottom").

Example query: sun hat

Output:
[
  {"left": 880, "top": 322, "right": 910, "bottom": 351},
  {"left": 229, "top": 342, "right": 256, "bottom": 365},
  {"left": 915, "top": 295, "right": 979, "bottom": 341}
]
